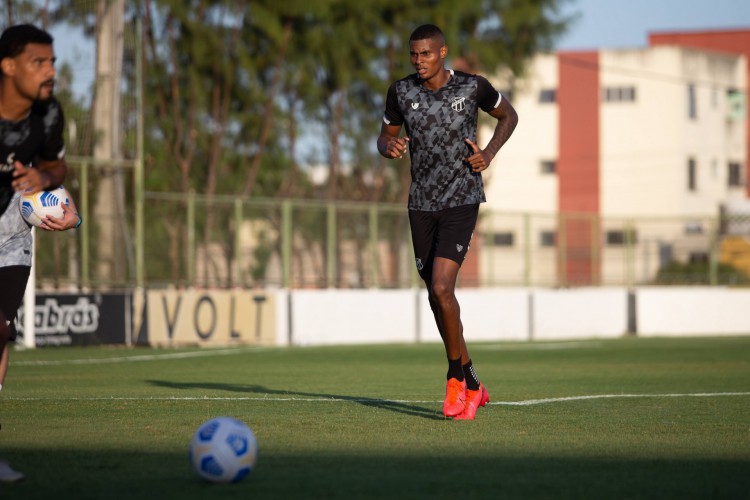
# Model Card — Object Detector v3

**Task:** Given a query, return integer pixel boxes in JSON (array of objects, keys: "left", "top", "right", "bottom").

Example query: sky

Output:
[
  {"left": 554, "top": 0, "right": 750, "bottom": 51},
  {"left": 50, "top": 0, "right": 750, "bottom": 99}
]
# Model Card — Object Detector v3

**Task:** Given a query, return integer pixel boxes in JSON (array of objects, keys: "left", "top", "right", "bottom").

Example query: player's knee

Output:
[{"left": 430, "top": 280, "right": 454, "bottom": 304}]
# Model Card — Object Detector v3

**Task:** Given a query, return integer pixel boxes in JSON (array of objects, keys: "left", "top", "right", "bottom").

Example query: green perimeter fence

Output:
[{"left": 31, "top": 159, "right": 750, "bottom": 290}]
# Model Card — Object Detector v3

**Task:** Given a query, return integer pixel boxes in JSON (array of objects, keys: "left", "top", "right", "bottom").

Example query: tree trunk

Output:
[{"left": 92, "top": 0, "right": 128, "bottom": 284}]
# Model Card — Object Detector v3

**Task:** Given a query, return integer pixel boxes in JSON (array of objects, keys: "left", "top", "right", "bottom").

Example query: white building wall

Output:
[
  {"left": 481, "top": 53, "right": 559, "bottom": 214},
  {"left": 478, "top": 55, "right": 560, "bottom": 286},
  {"left": 479, "top": 45, "right": 746, "bottom": 286},
  {"left": 483, "top": 46, "right": 745, "bottom": 220},
  {"left": 599, "top": 48, "right": 684, "bottom": 218}
]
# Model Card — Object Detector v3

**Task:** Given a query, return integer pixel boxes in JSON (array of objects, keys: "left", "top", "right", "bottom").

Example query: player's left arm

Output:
[
  {"left": 11, "top": 157, "right": 67, "bottom": 194},
  {"left": 465, "top": 93, "right": 519, "bottom": 173}
]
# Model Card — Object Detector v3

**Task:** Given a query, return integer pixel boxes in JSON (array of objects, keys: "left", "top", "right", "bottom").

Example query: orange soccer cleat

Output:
[
  {"left": 454, "top": 383, "right": 489, "bottom": 420},
  {"left": 442, "top": 377, "right": 467, "bottom": 417}
]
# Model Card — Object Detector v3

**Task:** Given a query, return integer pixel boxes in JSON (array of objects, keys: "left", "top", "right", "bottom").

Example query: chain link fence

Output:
[{"left": 32, "top": 160, "right": 750, "bottom": 290}]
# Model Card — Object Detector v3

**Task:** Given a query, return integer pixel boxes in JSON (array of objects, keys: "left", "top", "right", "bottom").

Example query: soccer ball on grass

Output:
[
  {"left": 189, "top": 416, "right": 258, "bottom": 483},
  {"left": 18, "top": 185, "right": 71, "bottom": 227}
]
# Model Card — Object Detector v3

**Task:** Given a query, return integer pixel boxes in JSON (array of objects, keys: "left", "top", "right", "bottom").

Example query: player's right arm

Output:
[
  {"left": 10, "top": 100, "right": 67, "bottom": 194},
  {"left": 377, "top": 122, "right": 409, "bottom": 159},
  {"left": 377, "top": 82, "right": 410, "bottom": 159}
]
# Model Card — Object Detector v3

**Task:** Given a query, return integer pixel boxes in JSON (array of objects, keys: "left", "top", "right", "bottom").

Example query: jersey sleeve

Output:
[
  {"left": 37, "top": 100, "right": 66, "bottom": 162},
  {"left": 476, "top": 75, "right": 503, "bottom": 113},
  {"left": 382, "top": 82, "right": 404, "bottom": 126}
]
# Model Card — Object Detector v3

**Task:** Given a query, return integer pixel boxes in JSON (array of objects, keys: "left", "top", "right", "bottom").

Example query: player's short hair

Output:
[
  {"left": 409, "top": 24, "right": 445, "bottom": 45},
  {"left": 0, "top": 24, "right": 53, "bottom": 69}
]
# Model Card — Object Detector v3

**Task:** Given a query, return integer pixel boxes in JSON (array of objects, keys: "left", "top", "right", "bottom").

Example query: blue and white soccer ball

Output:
[
  {"left": 189, "top": 416, "right": 259, "bottom": 483},
  {"left": 19, "top": 185, "right": 71, "bottom": 227}
]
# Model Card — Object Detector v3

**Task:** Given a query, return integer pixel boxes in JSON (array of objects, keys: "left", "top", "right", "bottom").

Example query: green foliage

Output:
[
  {"left": 654, "top": 260, "right": 750, "bottom": 285},
  {"left": 136, "top": 0, "right": 574, "bottom": 200},
  {"left": 11, "top": 0, "right": 575, "bottom": 287},
  {"left": 8, "top": 0, "right": 576, "bottom": 201}
]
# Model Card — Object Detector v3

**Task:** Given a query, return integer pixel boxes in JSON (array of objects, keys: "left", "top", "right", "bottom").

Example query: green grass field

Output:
[{"left": 1, "top": 336, "right": 749, "bottom": 499}]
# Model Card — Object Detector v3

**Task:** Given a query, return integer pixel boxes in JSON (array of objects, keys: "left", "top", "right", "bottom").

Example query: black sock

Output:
[
  {"left": 447, "top": 357, "right": 464, "bottom": 381},
  {"left": 463, "top": 359, "right": 480, "bottom": 390}
]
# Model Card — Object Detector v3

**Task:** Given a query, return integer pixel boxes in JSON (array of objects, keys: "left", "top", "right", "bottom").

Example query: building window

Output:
[
  {"left": 688, "top": 84, "right": 697, "bottom": 119},
  {"left": 727, "top": 88, "right": 744, "bottom": 121},
  {"left": 540, "top": 231, "right": 556, "bottom": 247},
  {"left": 728, "top": 162, "right": 743, "bottom": 187},
  {"left": 606, "top": 229, "right": 637, "bottom": 246},
  {"left": 689, "top": 252, "right": 708, "bottom": 264},
  {"left": 602, "top": 86, "right": 636, "bottom": 102},
  {"left": 684, "top": 221, "right": 704, "bottom": 235},
  {"left": 490, "top": 232, "right": 514, "bottom": 247},
  {"left": 540, "top": 160, "right": 556, "bottom": 174},
  {"left": 688, "top": 158, "right": 697, "bottom": 191},
  {"left": 539, "top": 89, "right": 556, "bottom": 103}
]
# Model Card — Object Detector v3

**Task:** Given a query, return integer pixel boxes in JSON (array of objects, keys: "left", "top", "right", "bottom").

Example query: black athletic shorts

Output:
[
  {"left": 408, "top": 204, "right": 479, "bottom": 281},
  {"left": 0, "top": 266, "right": 31, "bottom": 341}
]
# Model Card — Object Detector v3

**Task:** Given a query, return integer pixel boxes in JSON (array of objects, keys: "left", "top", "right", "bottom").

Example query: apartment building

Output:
[{"left": 479, "top": 29, "right": 748, "bottom": 286}]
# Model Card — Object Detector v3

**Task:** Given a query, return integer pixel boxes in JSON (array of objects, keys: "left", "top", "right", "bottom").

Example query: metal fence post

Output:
[
  {"left": 234, "top": 197, "right": 243, "bottom": 286},
  {"left": 592, "top": 213, "right": 601, "bottom": 285},
  {"left": 558, "top": 213, "right": 567, "bottom": 287},
  {"left": 326, "top": 203, "right": 336, "bottom": 288},
  {"left": 625, "top": 218, "right": 635, "bottom": 288},
  {"left": 709, "top": 217, "right": 719, "bottom": 286},
  {"left": 523, "top": 212, "right": 531, "bottom": 287},
  {"left": 369, "top": 203, "right": 379, "bottom": 288},
  {"left": 281, "top": 200, "right": 292, "bottom": 288},
  {"left": 187, "top": 190, "right": 196, "bottom": 285},
  {"left": 80, "top": 161, "right": 90, "bottom": 288}
]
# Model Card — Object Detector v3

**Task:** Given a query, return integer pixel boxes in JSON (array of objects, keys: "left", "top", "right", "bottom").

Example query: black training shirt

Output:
[{"left": 383, "top": 70, "right": 502, "bottom": 211}]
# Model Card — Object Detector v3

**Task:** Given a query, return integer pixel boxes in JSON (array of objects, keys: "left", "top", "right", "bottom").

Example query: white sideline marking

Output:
[
  {"left": 13, "top": 347, "right": 271, "bottom": 366},
  {"left": 490, "top": 392, "right": 750, "bottom": 406},
  {"left": 476, "top": 341, "right": 604, "bottom": 351},
  {"left": 6, "top": 392, "right": 750, "bottom": 405}
]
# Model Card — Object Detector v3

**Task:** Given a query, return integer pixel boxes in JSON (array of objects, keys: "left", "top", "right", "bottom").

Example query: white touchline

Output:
[
  {"left": 13, "top": 347, "right": 272, "bottom": 366},
  {"left": 6, "top": 392, "right": 750, "bottom": 405},
  {"left": 488, "top": 392, "right": 750, "bottom": 406}
]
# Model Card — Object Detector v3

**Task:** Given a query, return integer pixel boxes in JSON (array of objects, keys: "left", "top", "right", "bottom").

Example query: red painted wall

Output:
[
  {"left": 650, "top": 30, "right": 750, "bottom": 197},
  {"left": 557, "top": 51, "right": 600, "bottom": 285}
]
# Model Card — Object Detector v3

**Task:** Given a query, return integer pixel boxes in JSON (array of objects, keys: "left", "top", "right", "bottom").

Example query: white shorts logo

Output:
[{"left": 415, "top": 258, "right": 423, "bottom": 271}]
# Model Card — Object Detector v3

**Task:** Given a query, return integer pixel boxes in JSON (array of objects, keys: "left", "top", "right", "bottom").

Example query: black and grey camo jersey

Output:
[
  {"left": 0, "top": 98, "right": 65, "bottom": 267},
  {"left": 383, "top": 70, "right": 502, "bottom": 211}
]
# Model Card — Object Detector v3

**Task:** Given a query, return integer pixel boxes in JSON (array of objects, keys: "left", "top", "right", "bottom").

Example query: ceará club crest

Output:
[{"left": 451, "top": 96, "right": 465, "bottom": 112}]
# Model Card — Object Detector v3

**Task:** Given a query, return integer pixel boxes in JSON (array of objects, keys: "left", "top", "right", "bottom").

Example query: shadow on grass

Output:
[
  {"left": 3, "top": 448, "right": 748, "bottom": 500},
  {"left": 145, "top": 380, "right": 444, "bottom": 420}
]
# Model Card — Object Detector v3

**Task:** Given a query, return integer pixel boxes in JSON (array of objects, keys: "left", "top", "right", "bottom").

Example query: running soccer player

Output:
[
  {"left": 0, "top": 24, "right": 81, "bottom": 482},
  {"left": 377, "top": 24, "right": 518, "bottom": 420}
]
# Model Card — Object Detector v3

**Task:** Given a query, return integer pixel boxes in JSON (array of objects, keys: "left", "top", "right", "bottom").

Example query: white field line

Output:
[
  {"left": 10, "top": 348, "right": 750, "bottom": 405},
  {"left": 490, "top": 392, "right": 750, "bottom": 406},
  {"left": 475, "top": 341, "right": 605, "bottom": 351},
  {"left": 13, "top": 347, "right": 272, "bottom": 366},
  {"left": 6, "top": 392, "right": 750, "bottom": 405},
  {"left": 13, "top": 341, "right": 606, "bottom": 366}
]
